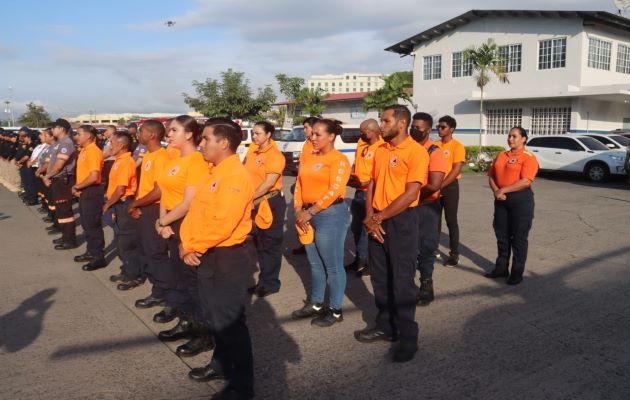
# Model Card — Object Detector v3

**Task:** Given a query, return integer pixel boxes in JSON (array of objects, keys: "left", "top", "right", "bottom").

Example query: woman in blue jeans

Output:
[{"left": 292, "top": 119, "right": 351, "bottom": 327}]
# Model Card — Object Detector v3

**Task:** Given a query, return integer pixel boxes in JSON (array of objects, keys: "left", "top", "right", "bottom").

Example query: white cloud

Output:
[{"left": 6, "top": 0, "right": 616, "bottom": 117}]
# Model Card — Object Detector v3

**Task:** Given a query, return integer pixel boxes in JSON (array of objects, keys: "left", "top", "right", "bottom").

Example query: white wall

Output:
[
  {"left": 322, "top": 101, "right": 379, "bottom": 126},
  {"left": 573, "top": 97, "right": 630, "bottom": 132},
  {"left": 579, "top": 26, "right": 630, "bottom": 87}
]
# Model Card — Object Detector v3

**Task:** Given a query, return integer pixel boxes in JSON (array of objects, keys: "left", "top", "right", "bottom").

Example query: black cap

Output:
[
  {"left": 19, "top": 126, "right": 29, "bottom": 133},
  {"left": 127, "top": 122, "right": 138, "bottom": 129},
  {"left": 52, "top": 118, "right": 71, "bottom": 131}
]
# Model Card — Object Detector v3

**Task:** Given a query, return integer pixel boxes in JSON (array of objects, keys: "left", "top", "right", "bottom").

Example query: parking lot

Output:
[{"left": 1, "top": 173, "right": 629, "bottom": 399}]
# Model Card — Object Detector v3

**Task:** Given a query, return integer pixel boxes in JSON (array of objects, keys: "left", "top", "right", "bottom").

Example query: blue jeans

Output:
[
  {"left": 350, "top": 190, "right": 368, "bottom": 261},
  {"left": 305, "top": 202, "right": 350, "bottom": 310}
]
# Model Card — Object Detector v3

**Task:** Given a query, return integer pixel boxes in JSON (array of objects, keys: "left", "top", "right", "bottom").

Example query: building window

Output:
[
  {"left": 346, "top": 88, "right": 349, "bottom": 92},
  {"left": 538, "top": 38, "right": 566, "bottom": 70},
  {"left": 498, "top": 44, "right": 522, "bottom": 72},
  {"left": 423, "top": 55, "right": 442, "bottom": 80},
  {"left": 616, "top": 43, "right": 630, "bottom": 74},
  {"left": 310, "top": 83, "right": 314, "bottom": 87},
  {"left": 588, "top": 37, "right": 612, "bottom": 70},
  {"left": 452, "top": 51, "right": 473, "bottom": 77},
  {"left": 531, "top": 107, "right": 571, "bottom": 135},
  {"left": 346, "top": 76, "right": 349, "bottom": 80},
  {"left": 486, "top": 109, "right": 522, "bottom": 135}
]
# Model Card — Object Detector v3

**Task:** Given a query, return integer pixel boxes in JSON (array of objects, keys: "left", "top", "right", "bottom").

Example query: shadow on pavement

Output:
[
  {"left": 0, "top": 212, "right": 11, "bottom": 221},
  {"left": 0, "top": 288, "right": 56, "bottom": 353},
  {"left": 50, "top": 336, "right": 159, "bottom": 359},
  {"left": 249, "top": 297, "right": 301, "bottom": 399}
]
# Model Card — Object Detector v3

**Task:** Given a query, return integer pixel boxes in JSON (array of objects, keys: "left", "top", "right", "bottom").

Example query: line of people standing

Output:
[{"left": 11, "top": 107, "right": 539, "bottom": 399}]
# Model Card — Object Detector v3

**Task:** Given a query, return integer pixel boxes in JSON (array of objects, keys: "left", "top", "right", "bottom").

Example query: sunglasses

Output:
[{"left": 436, "top": 125, "right": 449, "bottom": 130}]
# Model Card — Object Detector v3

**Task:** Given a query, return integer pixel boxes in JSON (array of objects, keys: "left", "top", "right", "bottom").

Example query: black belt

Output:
[{"left": 303, "top": 198, "right": 343, "bottom": 209}]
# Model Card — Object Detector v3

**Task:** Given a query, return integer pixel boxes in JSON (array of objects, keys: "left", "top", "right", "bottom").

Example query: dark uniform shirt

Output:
[{"left": 47, "top": 135, "right": 77, "bottom": 178}]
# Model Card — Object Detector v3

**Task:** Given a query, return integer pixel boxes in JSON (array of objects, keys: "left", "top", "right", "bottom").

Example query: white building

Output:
[
  {"left": 386, "top": 10, "right": 630, "bottom": 146},
  {"left": 307, "top": 73, "right": 386, "bottom": 94},
  {"left": 66, "top": 111, "right": 202, "bottom": 125}
]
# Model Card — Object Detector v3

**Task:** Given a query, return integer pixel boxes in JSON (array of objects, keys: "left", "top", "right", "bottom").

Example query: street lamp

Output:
[{"left": 3, "top": 100, "right": 14, "bottom": 127}]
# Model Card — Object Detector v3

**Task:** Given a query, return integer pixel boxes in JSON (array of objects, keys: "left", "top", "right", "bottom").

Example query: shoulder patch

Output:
[{"left": 523, "top": 151, "right": 534, "bottom": 157}]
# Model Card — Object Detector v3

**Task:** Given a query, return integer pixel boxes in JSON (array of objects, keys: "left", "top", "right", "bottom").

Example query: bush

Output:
[{"left": 464, "top": 146, "right": 505, "bottom": 172}]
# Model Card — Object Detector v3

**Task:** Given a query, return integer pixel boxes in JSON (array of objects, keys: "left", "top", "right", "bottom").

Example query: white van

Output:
[
  {"left": 235, "top": 127, "right": 292, "bottom": 161},
  {"left": 275, "top": 125, "right": 361, "bottom": 174}
]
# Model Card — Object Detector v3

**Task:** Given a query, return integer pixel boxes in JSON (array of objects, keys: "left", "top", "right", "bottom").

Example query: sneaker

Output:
[
  {"left": 444, "top": 252, "right": 459, "bottom": 267},
  {"left": 311, "top": 308, "right": 343, "bottom": 327},
  {"left": 291, "top": 302, "right": 324, "bottom": 319}
]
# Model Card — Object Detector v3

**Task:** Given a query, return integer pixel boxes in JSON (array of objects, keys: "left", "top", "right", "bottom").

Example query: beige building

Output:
[
  {"left": 307, "top": 73, "right": 386, "bottom": 94},
  {"left": 66, "top": 111, "right": 203, "bottom": 125}
]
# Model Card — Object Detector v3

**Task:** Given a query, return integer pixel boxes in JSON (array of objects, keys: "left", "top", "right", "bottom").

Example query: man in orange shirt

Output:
[
  {"left": 346, "top": 118, "right": 382, "bottom": 275},
  {"left": 104, "top": 132, "right": 144, "bottom": 290},
  {"left": 127, "top": 120, "right": 174, "bottom": 308},
  {"left": 180, "top": 118, "right": 256, "bottom": 399},
  {"left": 435, "top": 115, "right": 466, "bottom": 267},
  {"left": 411, "top": 113, "right": 447, "bottom": 305},
  {"left": 356, "top": 105, "right": 429, "bottom": 363},
  {"left": 71, "top": 125, "right": 106, "bottom": 271}
]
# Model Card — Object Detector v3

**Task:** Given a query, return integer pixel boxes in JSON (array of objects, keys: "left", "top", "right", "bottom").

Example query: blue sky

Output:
[{"left": 1, "top": 0, "right": 616, "bottom": 119}]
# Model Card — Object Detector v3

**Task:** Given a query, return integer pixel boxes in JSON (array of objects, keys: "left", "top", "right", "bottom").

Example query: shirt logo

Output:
[
  {"left": 443, "top": 150, "right": 451, "bottom": 157},
  {"left": 209, "top": 180, "right": 219, "bottom": 192},
  {"left": 80, "top": 155, "right": 86, "bottom": 161},
  {"left": 144, "top": 160, "right": 152, "bottom": 171},
  {"left": 390, "top": 155, "right": 399, "bottom": 167},
  {"left": 365, "top": 151, "right": 374, "bottom": 160},
  {"left": 168, "top": 165, "right": 180, "bottom": 176},
  {"left": 313, "top": 164, "right": 322, "bottom": 171},
  {"left": 61, "top": 148, "right": 68, "bottom": 154},
  {"left": 508, "top": 158, "right": 518, "bottom": 165},
  {"left": 113, "top": 163, "right": 119, "bottom": 171},
  {"left": 255, "top": 158, "right": 263, "bottom": 165}
]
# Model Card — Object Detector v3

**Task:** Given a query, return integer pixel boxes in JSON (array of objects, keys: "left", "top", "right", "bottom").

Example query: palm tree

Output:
[
  {"left": 363, "top": 72, "right": 413, "bottom": 113},
  {"left": 464, "top": 39, "right": 509, "bottom": 146}
]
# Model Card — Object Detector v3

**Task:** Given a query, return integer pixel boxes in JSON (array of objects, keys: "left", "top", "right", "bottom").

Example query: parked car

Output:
[
  {"left": 526, "top": 135, "right": 626, "bottom": 182},
  {"left": 275, "top": 125, "right": 361, "bottom": 174},
  {"left": 575, "top": 133, "right": 630, "bottom": 152}
]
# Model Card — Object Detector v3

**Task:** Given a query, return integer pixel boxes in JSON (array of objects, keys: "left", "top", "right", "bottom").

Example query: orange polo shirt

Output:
[
  {"left": 76, "top": 142, "right": 103, "bottom": 185},
  {"left": 422, "top": 139, "right": 448, "bottom": 203},
  {"left": 488, "top": 147, "right": 539, "bottom": 188},
  {"left": 436, "top": 137, "right": 466, "bottom": 179},
  {"left": 295, "top": 149, "right": 350, "bottom": 209},
  {"left": 244, "top": 140, "right": 285, "bottom": 193},
  {"left": 137, "top": 147, "right": 176, "bottom": 200},
  {"left": 107, "top": 152, "right": 136, "bottom": 200},
  {"left": 371, "top": 135, "right": 429, "bottom": 211},
  {"left": 180, "top": 154, "right": 254, "bottom": 253},
  {"left": 157, "top": 151, "right": 208, "bottom": 211},
  {"left": 353, "top": 137, "right": 384, "bottom": 191},
  {"left": 299, "top": 139, "right": 317, "bottom": 165}
]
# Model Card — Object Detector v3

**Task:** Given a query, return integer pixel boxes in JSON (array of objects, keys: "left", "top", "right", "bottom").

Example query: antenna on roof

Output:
[{"left": 613, "top": 0, "right": 630, "bottom": 15}]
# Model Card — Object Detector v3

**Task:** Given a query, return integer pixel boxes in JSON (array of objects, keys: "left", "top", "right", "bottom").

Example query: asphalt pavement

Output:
[{"left": 1, "top": 174, "right": 629, "bottom": 400}]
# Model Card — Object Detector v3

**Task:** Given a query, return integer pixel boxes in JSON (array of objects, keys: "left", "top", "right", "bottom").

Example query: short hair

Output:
[
  {"left": 254, "top": 121, "right": 275, "bottom": 135},
  {"left": 78, "top": 124, "right": 99, "bottom": 139},
  {"left": 204, "top": 117, "right": 241, "bottom": 152},
  {"left": 141, "top": 120, "right": 166, "bottom": 141},
  {"left": 174, "top": 115, "right": 202, "bottom": 146},
  {"left": 114, "top": 132, "right": 132, "bottom": 150},
  {"left": 106, "top": 125, "right": 117, "bottom": 132},
  {"left": 511, "top": 126, "right": 528, "bottom": 140},
  {"left": 438, "top": 115, "right": 457, "bottom": 129},
  {"left": 314, "top": 118, "right": 343, "bottom": 136},
  {"left": 412, "top": 112, "right": 433, "bottom": 127},
  {"left": 303, "top": 116, "right": 320, "bottom": 127},
  {"left": 383, "top": 105, "right": 411, "bottom": 130}
]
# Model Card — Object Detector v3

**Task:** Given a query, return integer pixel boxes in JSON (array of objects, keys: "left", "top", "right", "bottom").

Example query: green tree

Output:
[
  {"left": 267, "top": 106, "right": 287, "bottom": 127},
  {"left": 275, "top": 74, "right": 305, "bottom": 123},
  {"left": 363, "top": 72, "right": 413, "bottom": 113},
  {"left": 298, "top": 88, "right": 328, "bottom": 117},
  {"left": 18, "top": 102, "right": 51, "bottom": 127},
  {"left": 116, "top": 117, "right": 127, "bottom": 125},
  {"left": 463, "top": 39, "right": 509, "bottom": 146},
  {"left": 183, "top": 69, "right": 276, "bottom": 120}
]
